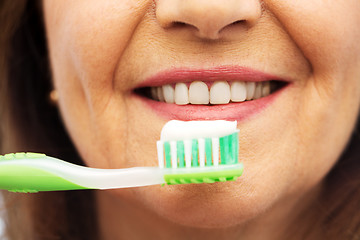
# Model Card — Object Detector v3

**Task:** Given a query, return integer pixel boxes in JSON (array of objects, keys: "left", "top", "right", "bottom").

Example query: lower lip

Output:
[{"left": 133, "top": 85, "right": 289, "bottom": 121}]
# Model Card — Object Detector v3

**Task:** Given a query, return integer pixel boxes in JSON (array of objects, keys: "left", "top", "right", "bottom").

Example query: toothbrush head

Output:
[{"left": 156, "top": 120, "right": 243, "bottom": 185}]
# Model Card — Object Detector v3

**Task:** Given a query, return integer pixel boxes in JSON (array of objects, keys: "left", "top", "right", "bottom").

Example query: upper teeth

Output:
[{"left": 151, "top": 81, "right": 271, "bottom": 105}]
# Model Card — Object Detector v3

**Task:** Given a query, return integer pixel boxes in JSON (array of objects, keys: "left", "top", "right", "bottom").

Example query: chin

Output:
[{"left": 134, "top": 180, "right": 272, "bottom": 228}]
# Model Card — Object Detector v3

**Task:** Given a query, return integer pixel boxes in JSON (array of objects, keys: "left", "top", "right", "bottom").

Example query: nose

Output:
[{"left": 156, "top": 0, "right": 262, "bottom": 40}]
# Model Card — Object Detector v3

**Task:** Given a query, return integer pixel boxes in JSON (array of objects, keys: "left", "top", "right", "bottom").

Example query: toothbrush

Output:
[{"left": 0, "top": 120, "right": 243, "bottom": 193}]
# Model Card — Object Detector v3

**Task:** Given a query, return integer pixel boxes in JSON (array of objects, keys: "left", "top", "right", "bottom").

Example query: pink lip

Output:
[
  {"left": 136, "top": 65, "right": 288, "bottom": 88},
  {"left": 133, "top": 66, "right": 291, "bottom": 121}
]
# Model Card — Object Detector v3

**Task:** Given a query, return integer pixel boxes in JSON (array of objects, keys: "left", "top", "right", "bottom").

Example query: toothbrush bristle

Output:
[
  {"left": 212, "top": 137, "right": 219, "bottom": 166},
  {"left": 170, "top": 141, "right": 177, "bottom": 169},
  {"left": 198, "top": 138, "right": 205, "bottom": 167},
  {"left": 156, "top": 141, "right": 164, "bottom": 168},
  {"left": 157, "top": 132, "right": 239, "bottom": 169},
  {"left": 191, "top": 139, "right": 198, "bottom": 167},
  {"left": 184, "top": 140, "right": 192, "bottom": 168}
]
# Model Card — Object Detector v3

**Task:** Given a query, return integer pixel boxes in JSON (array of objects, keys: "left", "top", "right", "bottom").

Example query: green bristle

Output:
[
  {"left": 205, "top": 138, "right": 212, "bottom": 166},
  {"left": 228, "top": 134, "right": 235, "bottom": 164},
  {"left": 233, "top": 132, "right": 239, "bottom": 163},
  {"left": 227, "top": 135, "right": 232, "bottom": 162},
  {"left": 220, "top": 135, "right": 229, "bottom": 164},
  {"left": 164, "top": 142, "right": 171, "bottom": 168},
  {"left": 191, "top": 139, "right": 198, "bottom": 167},
  {"left": 219, "top": 136, "right": 224, "bottom": 164},
  {"left": 224, "top": 132, "right": 239, "bottom": 164},
  {"left": 177, "top": 141, "right": 185, "bottom": 168}
]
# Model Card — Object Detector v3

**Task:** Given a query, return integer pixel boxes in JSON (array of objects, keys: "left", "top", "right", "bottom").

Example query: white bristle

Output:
[
  {"left": 170, "top": 141, "right": 177, "bottom": 169},
  {"left": 198, "top": 138, "right": 205, "bottom": 167},
  {"left": 184, "top": 140, "right": 192, "bottom": 168},
  {"left": 212, "top": 137, "right": 219, "bottom": 166},
  {"left": 156, "top": 141, "right": 164, "bottom": 168}
]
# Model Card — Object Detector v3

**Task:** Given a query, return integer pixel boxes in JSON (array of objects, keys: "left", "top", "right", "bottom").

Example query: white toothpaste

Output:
[{"left": 160, "top": 120, "right": 238, "bottom": 141}]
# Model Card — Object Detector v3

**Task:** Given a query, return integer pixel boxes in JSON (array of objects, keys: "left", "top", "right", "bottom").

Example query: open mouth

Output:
[
  {"left": 134, "top": 80, "right": 286, "bottom": 105},
  {"left": 132, "top": 66, "right": 290, "bottom": 121}
]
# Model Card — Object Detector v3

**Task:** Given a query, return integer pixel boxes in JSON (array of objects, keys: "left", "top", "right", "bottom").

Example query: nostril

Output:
[
  {"left": 230, "top": 20, "right": 246, "bottom": 26},
  {"left": 217, "top": 19, "right": 247, "bottom": 36},
  {"left": 172, "top": 21, "right": 187, "bottom": 27},
  {"left": 170, "top": 21, "right": 199, "bottom": 32}
]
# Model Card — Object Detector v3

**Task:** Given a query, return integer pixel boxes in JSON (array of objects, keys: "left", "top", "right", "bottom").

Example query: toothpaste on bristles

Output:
[{"left": 157, "top": 120, "right": 242, "bottom": 185}]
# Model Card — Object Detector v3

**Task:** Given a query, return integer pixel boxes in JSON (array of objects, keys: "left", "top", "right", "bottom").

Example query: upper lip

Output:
[{"left": 135, "top": 65, "right": 290, "bottom": 88}]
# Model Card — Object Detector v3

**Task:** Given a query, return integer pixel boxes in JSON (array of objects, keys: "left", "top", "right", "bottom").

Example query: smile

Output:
[
  {"left": 133, "top": 66, "right": 290, "bottom": 121},
  {"left": 140, "top": 80, "right": 284, "bottom": 105}
]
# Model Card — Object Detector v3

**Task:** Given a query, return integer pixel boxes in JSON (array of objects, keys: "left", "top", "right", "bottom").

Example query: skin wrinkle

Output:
[
  {"left": 111, "top": 1, "right": 152, "bottom": 93},
  {"left": 261, "top": 7, "right": 314, "bottom": 75},
  {"left": 263, "top": 3, "right": 360, "bottom": 189},
  {"left": 43, "top": 0, "right": 360, "bottom": 239},
  {"left": 268, "top": 1, "right": 360, "bottom": 71}
]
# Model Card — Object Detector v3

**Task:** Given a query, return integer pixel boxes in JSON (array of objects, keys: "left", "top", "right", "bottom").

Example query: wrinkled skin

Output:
[{"left": 44, "top": 1, "right": 360, "bottom": 239}]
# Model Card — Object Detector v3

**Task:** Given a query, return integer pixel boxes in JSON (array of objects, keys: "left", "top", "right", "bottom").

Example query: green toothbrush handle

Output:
[
  {"left": 0, "top": 153, "right": 89, "bottom": 193},
  {"left": 0, "top": 165, "right": 90, "bottom": 193}
]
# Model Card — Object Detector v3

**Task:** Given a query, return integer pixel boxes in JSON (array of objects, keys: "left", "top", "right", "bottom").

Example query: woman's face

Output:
[{"left": 44, "top": 0, "right": 360, "bottom": 228}]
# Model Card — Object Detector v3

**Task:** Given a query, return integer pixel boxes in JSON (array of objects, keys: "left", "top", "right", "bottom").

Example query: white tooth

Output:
[
  {"left": 246, "top": 82, "right": 255, "bottom": 100},
  {"left": 210, "top": 81, "right": 230, "bottom": 104},
  {"left": 162, "top": 84, "right": 174, "bottom": 103},
  {"left": 253, "top": 82, "right": 263, "bottom": 99},
  {"left": 262, "top": 81, "right": 270, "bottom": 97},
  {"left": 189, "top": 81, "right": 209, "bottom": 104},
  {"left": 151, "top": 87, "right": 158, "bottom": 100},
  {"left": 174, "top": 83, "right": 189, "bottom": 105},
  {"left": 157, "top": 87, "right": 165, "bottom": 102},
  {"left": 231, "top": 82, "right": 246, "bottom": 102}
]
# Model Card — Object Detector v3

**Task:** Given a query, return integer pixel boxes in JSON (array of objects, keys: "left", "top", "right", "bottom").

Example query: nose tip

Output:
[{"left": 156, "top": 0, "right": 262, "bottom": 40}]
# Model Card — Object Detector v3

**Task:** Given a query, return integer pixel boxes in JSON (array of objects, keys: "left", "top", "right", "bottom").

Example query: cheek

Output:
[
  {"left": 267, "top": 0, "right": 360, "bottom": 147},
  {"left": 46, "top": 1, "right": 149, "bottom": 102},
  {"left": 267, "top": 0, "right": 360, "bottom": 73},
  {"left": 44, "top": 1, "right": 151, "bottom": 167},
  {"left": 260, "top": 1, "right": 360, "bottom": 201}
]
